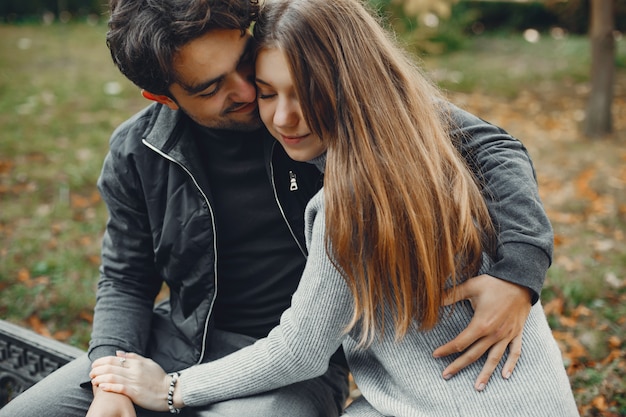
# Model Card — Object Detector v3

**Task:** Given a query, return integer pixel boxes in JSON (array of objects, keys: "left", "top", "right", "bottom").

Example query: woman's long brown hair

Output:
[{"left": 255, "top": 0, "right": 495, "bottom": 346}]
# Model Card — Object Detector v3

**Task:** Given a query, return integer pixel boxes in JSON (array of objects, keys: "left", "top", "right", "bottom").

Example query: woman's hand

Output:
[
  {"left": 89, "top": 351, "right": 173, "bottom": 412},
  {"left": 433, "top": 274, "right": 531, "bottom": 391}
]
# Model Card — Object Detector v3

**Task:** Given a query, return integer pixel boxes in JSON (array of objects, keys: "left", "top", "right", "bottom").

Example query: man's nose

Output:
[{"left": 229, "top": 71, "right": 257, "bottom": 103}]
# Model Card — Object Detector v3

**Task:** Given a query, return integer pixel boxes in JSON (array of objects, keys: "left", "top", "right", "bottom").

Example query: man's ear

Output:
[{"left": 141, "top": 90, "right": 179, "bottom": 110}]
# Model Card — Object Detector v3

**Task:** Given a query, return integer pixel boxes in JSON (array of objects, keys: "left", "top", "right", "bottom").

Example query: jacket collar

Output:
[
  {"left": 143, "top": 104, "right": 191, "bottom": 159},
  {"left": 144, "top": 103, "right": 276, "bottom": 169}
]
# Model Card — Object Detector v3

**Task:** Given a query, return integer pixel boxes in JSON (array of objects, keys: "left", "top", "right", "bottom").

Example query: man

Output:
[{"left": 0, "top": 0, "right": 552, "bottom": 416}]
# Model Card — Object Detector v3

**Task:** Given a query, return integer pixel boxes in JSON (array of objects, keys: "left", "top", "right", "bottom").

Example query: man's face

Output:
[{"left": 167, "top": 29, "right": 262, "bottom": 131}]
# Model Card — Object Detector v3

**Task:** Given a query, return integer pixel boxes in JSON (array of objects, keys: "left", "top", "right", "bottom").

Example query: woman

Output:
[{"left": 90, "top": 0, "right": 578, "bottom": 415}]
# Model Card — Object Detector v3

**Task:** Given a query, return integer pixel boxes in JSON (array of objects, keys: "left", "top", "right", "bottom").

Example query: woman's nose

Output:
[{"left": 274, "top": 98, "right": 300, "bottom": 128}]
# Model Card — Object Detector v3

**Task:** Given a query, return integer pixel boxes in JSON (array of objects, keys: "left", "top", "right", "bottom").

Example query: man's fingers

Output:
[
  {"left": 472, "top": 340, "right": 508, "bottom": 391},
  {"left": 439, "top": 335, "right": 520, "bottom": 391},
  {"left": 501, "top": 334, "right": 522, "bottom": 379},
  {"left": 433, "top": 331, "right": 470, "bottom": 358},
  {"left": 433, "top": 317, "right": 490, "bottom": 358},
  {"left": 440, "top": 337, "right": 492, "bottom": 379}
]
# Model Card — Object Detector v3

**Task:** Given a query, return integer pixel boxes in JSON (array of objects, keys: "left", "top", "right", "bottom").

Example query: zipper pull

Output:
[{"left": 289, "top": 171, "right": 298, "bottom": 191}]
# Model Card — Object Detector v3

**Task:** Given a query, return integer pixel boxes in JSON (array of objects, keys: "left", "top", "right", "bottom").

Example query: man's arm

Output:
[
  {"left": 89, "top": 116, "right": 163, "bottom": 370},
  {"left": 449, "top": 103, "right": 553, "bottom": 297},
  {"left": 436, "top": 103, "right": 553, "bottom": 389}
]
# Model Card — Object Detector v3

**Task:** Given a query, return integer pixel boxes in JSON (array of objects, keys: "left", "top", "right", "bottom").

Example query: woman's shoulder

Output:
[{"left": 304, "top": 189, "right": 326, "bottom": 245}]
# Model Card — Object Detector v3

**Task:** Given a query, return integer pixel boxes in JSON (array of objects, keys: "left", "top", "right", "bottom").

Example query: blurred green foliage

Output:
[
  {"left": 0, "top": 0, "right": 104, "bottom": 22},
  {"left": 2, "top": 0, "right": 626, "bottom": 56},
  {"left": 372, "top": 0, "right": 626, "bottom": 55}
]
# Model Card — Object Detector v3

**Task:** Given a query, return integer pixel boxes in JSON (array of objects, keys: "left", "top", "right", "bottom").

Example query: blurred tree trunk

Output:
[{"left": 584, "top": 0, "right": 615, "bottom": 138}]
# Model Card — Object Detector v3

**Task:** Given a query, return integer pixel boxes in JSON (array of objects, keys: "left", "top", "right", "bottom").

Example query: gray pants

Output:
[{"left": 0, "top": 330, "right": 349, "bottom": 417}]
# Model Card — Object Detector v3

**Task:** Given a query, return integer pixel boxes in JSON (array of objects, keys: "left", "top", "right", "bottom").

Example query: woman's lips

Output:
[{"left": 280, "top": 133, "right": 310, "bottom": 145}]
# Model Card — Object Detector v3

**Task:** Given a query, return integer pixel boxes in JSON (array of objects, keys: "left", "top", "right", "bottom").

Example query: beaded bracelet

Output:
[{"left": 167, "top": 372, "right": 181, "bottom": 414}]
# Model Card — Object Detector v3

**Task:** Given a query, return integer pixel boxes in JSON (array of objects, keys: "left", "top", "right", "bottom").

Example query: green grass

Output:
[
  {"left": 422, "top": 32, "right": 625, "bottom": 97},
  {"left": 0, "top": 22, "right": 146, "bottom": 347}
]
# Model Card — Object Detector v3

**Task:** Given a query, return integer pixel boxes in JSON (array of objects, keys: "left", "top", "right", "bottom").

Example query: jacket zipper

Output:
[
  {"left": 269, "top": 142, "right": 308, "bottom": 259},
  {"left": 142, "top": 140, "right": 216, "bottom": 366}
]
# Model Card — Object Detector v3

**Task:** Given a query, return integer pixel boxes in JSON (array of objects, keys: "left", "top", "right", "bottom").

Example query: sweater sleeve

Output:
[
  {"left": 179, "top": 194, "right": 354, "bottom": 407},
  {"left": 448, "top": 103, "right": 553, "bottom": 304}
]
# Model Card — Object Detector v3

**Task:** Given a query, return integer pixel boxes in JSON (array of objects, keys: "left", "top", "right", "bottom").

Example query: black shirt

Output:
[{"left": 195, "top": 126, "right": 307, "bottom": 338}]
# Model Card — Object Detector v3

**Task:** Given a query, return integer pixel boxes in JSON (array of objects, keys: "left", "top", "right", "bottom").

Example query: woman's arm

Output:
[{"left": 91, "top": 194, "right": 353, "bottom": 409}]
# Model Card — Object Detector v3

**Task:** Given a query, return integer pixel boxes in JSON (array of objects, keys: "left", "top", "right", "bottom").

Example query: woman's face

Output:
[{"left": 255, "top": 47, "right": 327, "bottom": 162}]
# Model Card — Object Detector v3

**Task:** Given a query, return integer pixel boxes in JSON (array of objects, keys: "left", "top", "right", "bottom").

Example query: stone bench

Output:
[{"left": 0, "top": 320, "right": 83, "bottom": 408}]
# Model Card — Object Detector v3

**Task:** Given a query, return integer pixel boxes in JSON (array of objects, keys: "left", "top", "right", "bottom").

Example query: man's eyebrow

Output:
[
  {"left": 180, "top": 35, "right": 255, "bottom": 96},
  {"left": 180, "top": 76, "right": 223, "bottom": 95}
]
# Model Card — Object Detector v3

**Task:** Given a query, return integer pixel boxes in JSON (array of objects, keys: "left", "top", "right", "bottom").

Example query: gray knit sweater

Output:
[{"left": 179, "top": 190, "right": 579, "bottom": 416}]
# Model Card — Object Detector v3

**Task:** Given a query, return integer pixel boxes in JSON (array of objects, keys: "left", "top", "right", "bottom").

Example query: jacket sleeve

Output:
[
  {"left": 178, "top": 195, "right": 353, "bottom": 407},
  {"left": 88, "top": 113, "right": 163, "bottom": 364},
  {"left": 448, "top": 103, "right": 553, "bottom": 304}
]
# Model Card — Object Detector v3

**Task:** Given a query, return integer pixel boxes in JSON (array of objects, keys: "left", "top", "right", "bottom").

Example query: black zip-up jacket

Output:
[{"left": 88, "top": 102, "right": 553, "bottom": 374}]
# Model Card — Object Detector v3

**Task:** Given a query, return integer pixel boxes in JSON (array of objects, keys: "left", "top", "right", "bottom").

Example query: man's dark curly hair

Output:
[{"left": 107, "top": 0, "right": 259, "bottom": 96}]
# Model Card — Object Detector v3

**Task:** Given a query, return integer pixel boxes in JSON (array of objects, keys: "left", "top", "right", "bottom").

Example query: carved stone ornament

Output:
[{"left": 0, "top": 320, "right": 83, "bottom": 407}]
